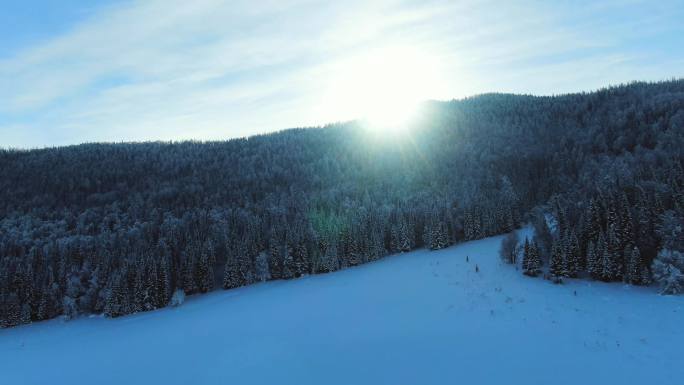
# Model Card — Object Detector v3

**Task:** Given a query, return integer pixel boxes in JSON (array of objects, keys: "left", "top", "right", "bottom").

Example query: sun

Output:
[{"left": 315, "top": 45, "right": 446, "bottom": 133}]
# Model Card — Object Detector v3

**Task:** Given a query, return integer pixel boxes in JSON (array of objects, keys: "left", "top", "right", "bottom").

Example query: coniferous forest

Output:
[{"left": 2, "top": 80, "right": 684, "bottom": 328}]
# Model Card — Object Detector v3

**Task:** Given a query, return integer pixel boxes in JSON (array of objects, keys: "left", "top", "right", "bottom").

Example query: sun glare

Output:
[{"left": 316, "top": 45, "right": 446, "bottom": 133}]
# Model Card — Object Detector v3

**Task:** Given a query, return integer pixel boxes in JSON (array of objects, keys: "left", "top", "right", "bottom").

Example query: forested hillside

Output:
[{"left": 2, "top": 80, "right": 684, "bottom": 327}]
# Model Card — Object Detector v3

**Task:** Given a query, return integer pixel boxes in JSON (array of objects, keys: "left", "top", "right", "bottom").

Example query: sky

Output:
[{"left": 1, "top": 0, "right": 683, "bottom": 148}]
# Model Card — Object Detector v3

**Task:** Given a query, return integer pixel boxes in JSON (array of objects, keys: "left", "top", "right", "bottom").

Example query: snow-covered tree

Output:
[
  {"left": 549, "top": 241, "right": 564, "bottom": 277},
  {"left": 169, "top": 289, "right": 185, "bottom": 307},
  {"left": 652, "top": 249, "right": 684, "bottom": 294},
  {"left": 522, "top": 239, "right": 542, "bottom": 276}
]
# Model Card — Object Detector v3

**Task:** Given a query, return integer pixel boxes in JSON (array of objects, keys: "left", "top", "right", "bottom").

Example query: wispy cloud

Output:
[{"left": 1, "top": 0, "right": 683, "bottom": 148}]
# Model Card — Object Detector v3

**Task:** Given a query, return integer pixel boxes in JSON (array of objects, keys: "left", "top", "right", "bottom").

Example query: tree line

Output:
[{"left": 1, "top": 79, "right": 684, "bottom": 327}]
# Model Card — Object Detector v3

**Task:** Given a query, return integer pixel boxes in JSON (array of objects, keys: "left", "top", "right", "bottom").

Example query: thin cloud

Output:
[{"left": 1, "top": 0, "right": 683, "bottom": 147}]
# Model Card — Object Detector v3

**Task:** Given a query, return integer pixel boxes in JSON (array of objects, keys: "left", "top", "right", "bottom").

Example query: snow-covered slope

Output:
[{"left": 2, "top": 229, "right": 683, "bottom": 385}]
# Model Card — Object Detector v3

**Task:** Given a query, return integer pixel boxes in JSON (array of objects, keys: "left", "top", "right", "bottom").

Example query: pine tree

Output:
[
  {"left": 521, "top": 237, "right": 531, "bottom": 271},
  {"left": 347, "top": 229, "right": 362, "bottom": 265},
  {"left": 555, "top": 200, "right": 568, "bottom": 236},
  {"left": 652, "top": 249, "right": 684, "bottom": 294},
  {"left": 197, "top": 242, "right": 214, "bottom": 293},
  {"left": 104, "top": 271, "right": 128, "bottom": 318},
  {"left": 321, "top": 240, "right": 339, "bottom": 273},
  {"left": 268, "top": 238, "right": 283, "bottom": 280},
  {"left": 619, "top": 193, "right": 635, "bottom": 248},
  {"left": 505, "top": 206, "right": 515, "bottom": 233},
  {"left": 635, "top": 194, "right": 658, "bottom": 262},
  {"left": 20, "top": 302, "right": 31, "bottom": 325},
  {"left": 430, "top": 221, "right": 448, "bottom": 250},
  {"left": 238, "top": 241, "right": 256, "bottom": 284},
  {"left": 523, "top": 239, "right": 542, "bottom": 277},
  {"left": 293, "top": 242, "right": 308, "bottom": 277},
  {"left": 549, "top": 241, "right": 564, "bottom": 277},
  {"left": 158, "top": 256, "right": 171, "bottom": 307},
  {"left": 603, "top": 225, "right": 622, "bottom": 281},
  {"left": 473, "top": 211, "right": 484, "bottom": 239},
  {"left": 38, "top": 267, "right": 61, "bottom": 320},
  {"left": 430, "top": 223, "right": 440, "bottom": 250},
  {"left": 564, "top": 231, "right": 580, "bottom": 278},
  {"left": 624, "top": 246, "right": 641, "bottom": 285},
  {"left": 399, "top": 220, "right": 412, "bottom": 252},
  {"left": 587, "top": 198, "right": 603, "bottom": 243},
  {"left": 369, "top": 229, "right": 385, "bottom": 261},
  {"left": 390, "top": 223, "right": 400, "bottom": 253},
  {"left": 133, "top": 262, "right": 145, "bottom": 312},
  {"left": 586, "top": 240, "right": 600, "bottom": 279},
  {"left": 3, "top": 293, "right": 22, "bottom": 327},
  {"left": 254, "top": 251, "right": 271, "bottom": 282},
  {"left": 281, "top": 242, "right": 295, "bottom": 279},
  {"left": 531, "top": 241, "right": 542, "bottom": 274},
  {"left": 182, "top": 250, "right": 196, "bottom": 295},
  {"left": 606, "top": 198, "right": 620, "bottom": 245},
  {"left": 463, "top": 209, "right": 473, "bottom": 240},
  {"left": 422, "top": 223, "right": 432, "bottom": 249},
  {"left": 223, "top": 254, "right": 242, "bottom": 289},
  {"left": 143, "top": 259, "right": 158, "bottom": 310}
]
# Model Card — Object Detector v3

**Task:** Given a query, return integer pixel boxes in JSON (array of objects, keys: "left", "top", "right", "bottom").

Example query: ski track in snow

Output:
[{"left": 1, "top": 228, "right": 683, "bottom": 385}]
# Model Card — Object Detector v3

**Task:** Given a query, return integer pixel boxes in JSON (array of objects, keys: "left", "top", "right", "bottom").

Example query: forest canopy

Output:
[{"left": 1, "top": 80, "right": 684, "bottom": 327}]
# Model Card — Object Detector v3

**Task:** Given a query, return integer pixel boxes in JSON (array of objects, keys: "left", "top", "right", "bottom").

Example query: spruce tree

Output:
[
  {"left": 399, "top": 220, "right": 412, "bottom": 252},
  {"left": 549, "top": 241, "right": 564, "bottom": 277},
  {"left": 369, "top": 230, "right": 385, "bottom": 261},
  {"left": 564, "top": 231, "right": 580, "bottom": 277},
  {"left": 521, "top": 237, "right": 531, "bottom": 272},
  {"left": 523, "top": 239, "right": 542, "bottom": 277},
  {"left": 158, "top": 256, "right": 171, "bottom": 307},
  {"left": 145, "top": 259, "right": 159, "bottom": 310},
  {"left": 619, "top": 193, "right": 635, "bottom": 247},
  {"left": 390, "top": 224, "right": 400, "bottom": 253},
  {"left": 3, "top": 293, "right": 21, "bottom": 327},
  {"left": 20, "top": 302, "right": 32, "bottom": 325},
  {"left": 586, "top": 198, "right": 602, "bottom": 244},
  {"left": 321, "top": 240, "right": 339, "bottom": 273},
  {"left": 347, "top": 230, "right": 362, "bottom": 265},
  {"left": 422, "top": 223, "right": 432, "bottom": 249},
  {"left": 197, "top": 242, "right": 214, "bottom": 293},
  {"left": 463, "top": 210, "right": 473, "bottom": 240},
  {"left": 586, "top": 240, "right": 599, "bottom": 279},
  {"left": 182, "top": 250, "right": 196, "bottom": 295},
  {"left": 238, "top": 241, "right": 256, "bottom": 285},
  {"left": 223, "top": 255, "right": 242, "bottom": 289},
  {"left": 438, "top": 221, "right": 447, "bottom": 249},
  {"left": 603, "top": 225, "right": 622, "bottom": 281},
  {"left": 104, "top": 271, "right": 128, "bottom": 318},
  {"left": 133, "top": 262, "right": 146, "bottom": 312},
  {"left": 268, "top": 238, "right": 283, "bottom": 280},
  {"left": 293, "top": 242, "right": 308, "bottom": 277},
  {"left": 473, "top": 212, "right": 484, "bottom": 239},
  {"left": 281, "top": 243, "right": 295, "bottom": 280},
  {"left": 555, "top": 200, "right": 568, "bottom": 236},
  {"left": 531, "top": 241, "right": 542, "bottom": 274},
  {"left": 625, "top": 246, "right": 643, "bottom": 285}
]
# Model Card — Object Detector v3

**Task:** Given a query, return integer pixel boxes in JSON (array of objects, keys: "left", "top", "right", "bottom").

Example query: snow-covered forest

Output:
[
  {"left": 1, "top": 80, "right": 684, "bottom": 327},
  {"left": 3, "top": 230, "right": 682, "bottom": 385}
]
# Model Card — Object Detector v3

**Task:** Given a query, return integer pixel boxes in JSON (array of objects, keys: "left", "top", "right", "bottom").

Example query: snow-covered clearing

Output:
[{"left": 1, "top": 229, "right": 683, "bottom": 385}]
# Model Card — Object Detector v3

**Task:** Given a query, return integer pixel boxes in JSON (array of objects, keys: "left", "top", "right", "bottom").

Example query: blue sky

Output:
[{"left": 1, "top": 0, "right": 683, "bottom": 148}]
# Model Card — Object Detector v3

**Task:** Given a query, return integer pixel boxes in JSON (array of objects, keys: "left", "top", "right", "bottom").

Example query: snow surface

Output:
[{"left": 2, "top": 228, "right": 683, "bottom": 385}]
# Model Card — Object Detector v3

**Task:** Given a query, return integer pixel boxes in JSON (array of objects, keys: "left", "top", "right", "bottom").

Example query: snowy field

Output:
[{"left": 1, "top": 229, "right": 683, "bottom": 385}]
